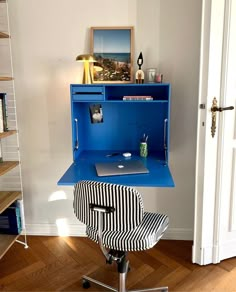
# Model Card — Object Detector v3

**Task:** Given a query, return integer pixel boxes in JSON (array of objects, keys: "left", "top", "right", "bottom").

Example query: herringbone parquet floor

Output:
[{"left": 0, "top": 236, "right": 236, "bottom": 291}]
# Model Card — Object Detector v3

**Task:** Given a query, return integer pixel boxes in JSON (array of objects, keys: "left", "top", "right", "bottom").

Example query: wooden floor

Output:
[{"left": 0, "top": 236, "right": 236, "bottom": 291}]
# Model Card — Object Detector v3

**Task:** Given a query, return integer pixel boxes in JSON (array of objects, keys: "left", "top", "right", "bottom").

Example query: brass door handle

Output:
[
  {"left": 211, "top": 97, "right": 234, "bottom": 137},
  {"left": 211, "top": 106, "right": 234, "bottom": 112}
]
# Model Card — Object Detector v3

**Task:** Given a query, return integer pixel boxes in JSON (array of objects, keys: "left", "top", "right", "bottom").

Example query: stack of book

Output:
[
  {"left": 122, "top": 96, "right": 153, "bottom": 101},
  {"left": 0, "top": 93, "right": 8, "bottom": 133},
  {"left": 0, "top": 201, "right": 22, "bottom": 235}
]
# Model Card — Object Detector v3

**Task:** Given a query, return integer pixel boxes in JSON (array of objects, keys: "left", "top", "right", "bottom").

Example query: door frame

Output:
[{"left": 193, "top": 0, "right": 227, "bottom": 265}]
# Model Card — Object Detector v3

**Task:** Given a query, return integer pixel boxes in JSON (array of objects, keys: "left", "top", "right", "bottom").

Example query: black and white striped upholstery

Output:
[{"left": 73, "top": 180, "right": 169, "bottom": 252}]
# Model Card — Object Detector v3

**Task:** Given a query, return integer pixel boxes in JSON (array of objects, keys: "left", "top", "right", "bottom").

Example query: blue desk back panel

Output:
[{"left": 72, "top": 102, "right": 169, "bottom": 160}]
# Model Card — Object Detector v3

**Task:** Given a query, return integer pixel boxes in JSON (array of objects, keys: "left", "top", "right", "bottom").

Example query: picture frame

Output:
[{"left": 90, "top": 26, "right": 134, "bottom": 83}]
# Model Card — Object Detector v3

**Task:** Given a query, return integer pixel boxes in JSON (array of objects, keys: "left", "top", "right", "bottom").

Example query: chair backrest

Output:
[{"left": 73, "top": 180, "right": 144, "bottom": 232}]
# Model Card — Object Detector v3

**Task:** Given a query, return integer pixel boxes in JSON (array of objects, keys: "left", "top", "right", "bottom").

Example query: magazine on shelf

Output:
[{"left": 122, "top": 96, "right": 153, "bottom": 101}]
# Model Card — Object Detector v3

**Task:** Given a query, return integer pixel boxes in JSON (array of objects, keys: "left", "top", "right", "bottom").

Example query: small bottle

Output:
[
  {"left": 156, "top": 73, "right": 163, "bottom": 83},
  {"left": 140, "top": 142, "right": 148, "bottom": 158}
]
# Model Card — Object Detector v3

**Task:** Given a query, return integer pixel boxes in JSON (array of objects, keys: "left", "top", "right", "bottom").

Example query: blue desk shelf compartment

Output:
[
  {"left": 104, "top": 83, "right": 170, "bottom": 101},
  {"left": 58, "top": 83, "right": 174, "bottom": 187}
]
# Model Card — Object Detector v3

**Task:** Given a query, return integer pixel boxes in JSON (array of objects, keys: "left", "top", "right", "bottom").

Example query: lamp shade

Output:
[{"left": 76, "top": 54, "right": 97, "bottom": 63}]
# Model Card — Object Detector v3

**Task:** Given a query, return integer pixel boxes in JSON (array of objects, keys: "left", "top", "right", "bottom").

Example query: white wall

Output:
[
  {"left": 7, "top": 0, "right": 202, "bottom": 239},
  {"left": 136, "top": 0, "right": 161, "bottom": 71},
  {"left": 158, "top": 0, "right": 202, "bottom": 238}
]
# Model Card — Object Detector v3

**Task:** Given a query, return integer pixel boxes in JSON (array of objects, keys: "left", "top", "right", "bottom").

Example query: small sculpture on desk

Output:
[{"left": 135, "top": 52, "right": 144, "bottom": 84}]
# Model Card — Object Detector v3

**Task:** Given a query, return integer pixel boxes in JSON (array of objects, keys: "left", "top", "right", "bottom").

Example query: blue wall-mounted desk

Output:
[
  {"left": 58, "top": 84, "right": 174, "bottom": 187},
  {"left": 58, "top": 151, "right": 174, "bottom": 187}
]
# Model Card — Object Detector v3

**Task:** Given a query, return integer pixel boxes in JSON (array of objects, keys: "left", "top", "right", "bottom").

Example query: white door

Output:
[{"left": 193, "top": 0, "right": 236, "bottom": 265}]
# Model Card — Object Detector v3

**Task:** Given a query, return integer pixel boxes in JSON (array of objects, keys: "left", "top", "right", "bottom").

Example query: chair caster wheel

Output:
[{"left": 82, "top": 279, "right": 91, "bottom": 289}]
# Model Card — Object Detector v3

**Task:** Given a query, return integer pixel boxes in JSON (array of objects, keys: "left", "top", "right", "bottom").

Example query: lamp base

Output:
[{"left": 82, "top": 62, "right": 93, "bottom": 84}]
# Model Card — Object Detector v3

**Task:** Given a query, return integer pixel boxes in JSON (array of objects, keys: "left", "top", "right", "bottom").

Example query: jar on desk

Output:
[
  {"left": 140, "top": 142, "right": 148, "bottom": 158},
  {"left": 146, "top": 68, "right": 156, "bottom": 83}
]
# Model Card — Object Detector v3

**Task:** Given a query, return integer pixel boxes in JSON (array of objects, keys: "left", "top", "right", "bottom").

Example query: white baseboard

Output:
[
  {"left": 163, "top": 228, "right": 193, "bottom": 240},
  {"left": 25, "top": 223, "right": 86, "bottom": 237},
  {"left": 25, "top": 224, "right": 193, "bottom": 240}
]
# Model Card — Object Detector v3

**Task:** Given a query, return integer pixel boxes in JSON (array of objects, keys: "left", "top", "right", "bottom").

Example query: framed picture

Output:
[{"left": 90, "top": 26, "right": 134, "bottom": 83}]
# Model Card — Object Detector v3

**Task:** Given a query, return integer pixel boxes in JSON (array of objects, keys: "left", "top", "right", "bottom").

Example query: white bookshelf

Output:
[{"left": 0, "top": 0, "right": 27, "bottom": 259}]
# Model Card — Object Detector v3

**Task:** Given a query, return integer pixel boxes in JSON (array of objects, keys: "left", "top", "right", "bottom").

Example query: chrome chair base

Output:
[{"left": 82, "top": 275, "right": 168, "bottom": 292}]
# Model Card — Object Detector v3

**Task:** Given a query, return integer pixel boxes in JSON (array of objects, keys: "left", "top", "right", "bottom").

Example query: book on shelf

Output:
[
  {"left": 122, "top": 96, "right": 153, "bottom": 101},
  {"left": 0, "top": 93, "right": 8, "bottom": 133},
  {"left": 0, "top": 98, "right": 3, "bottom": 133},
  {"left": 0, "top": 201, "right": 22, "bottom": 235}
]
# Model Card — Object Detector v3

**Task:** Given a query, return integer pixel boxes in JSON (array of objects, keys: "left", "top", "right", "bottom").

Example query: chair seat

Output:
[{"left": 86, "top": 212, "right": 169, "bottom": 252}]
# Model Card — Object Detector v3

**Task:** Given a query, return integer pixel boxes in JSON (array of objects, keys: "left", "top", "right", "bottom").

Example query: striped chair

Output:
[{"left": 74, "top": 180, "right": 169, "bottom": 292}]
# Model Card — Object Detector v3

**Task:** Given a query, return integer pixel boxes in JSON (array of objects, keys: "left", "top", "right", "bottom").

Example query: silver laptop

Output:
[{"left": 95, "top": 160, "right": 149, "bottom": 177}]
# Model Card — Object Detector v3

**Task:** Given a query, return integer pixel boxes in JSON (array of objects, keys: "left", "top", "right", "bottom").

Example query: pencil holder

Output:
[{"left": 140, "top": 142, "right": 148, "bottom": 158}]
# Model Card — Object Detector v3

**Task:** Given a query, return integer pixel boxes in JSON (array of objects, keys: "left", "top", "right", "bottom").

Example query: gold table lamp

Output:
[{"left": 76, "top": 54, "right": 97, "bottom": 84}]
